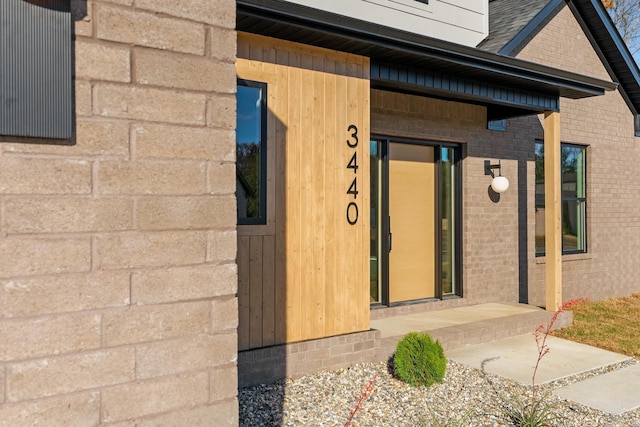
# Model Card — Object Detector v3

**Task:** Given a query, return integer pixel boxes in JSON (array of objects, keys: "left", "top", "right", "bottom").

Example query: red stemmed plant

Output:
[
  {"left": 344, "top": 373, "right": 378, "bottom": 427},
  {"left": 531, "top": 298, "right": 588, "bottom": 396}
]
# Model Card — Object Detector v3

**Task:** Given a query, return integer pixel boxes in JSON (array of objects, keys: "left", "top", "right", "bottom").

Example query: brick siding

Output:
[
  {"left": 517, "top": 6, "right": 640, "bottom": 305},
  {"left": 0, "top": 0, "right": 238, "bottom": 425}
]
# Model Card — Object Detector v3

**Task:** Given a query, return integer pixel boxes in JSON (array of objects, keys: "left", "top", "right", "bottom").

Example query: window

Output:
[
  {"left": 488, "top": 119, "right": 507, "bottom": 132},
  {"left": 535, "top": 142, "right": 587, "bottom": 255},
  {"left": 236, "top": 80, "right": 267, "bottom": 225}
]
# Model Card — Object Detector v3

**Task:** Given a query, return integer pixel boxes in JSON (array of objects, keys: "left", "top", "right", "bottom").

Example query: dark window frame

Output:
[
  {"left": 369, "top": 135, "right": 463, "bottom": 307},
  {"left": 535, "top": 141, "right": 587, "bottom": 256},
  {"left": 236, "top": 79, "right": 268, "bottom": 225}
]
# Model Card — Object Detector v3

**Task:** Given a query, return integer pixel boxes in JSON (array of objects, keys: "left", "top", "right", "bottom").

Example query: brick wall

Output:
[
  {"left": 515, "top": 5, "right": 640, "bottom": 305},
  {"left": 362, "top": 6, "right": 640, "bottom": 312},
  {"left": 0, "top": 0, "right": 239, "bottom": 425}
]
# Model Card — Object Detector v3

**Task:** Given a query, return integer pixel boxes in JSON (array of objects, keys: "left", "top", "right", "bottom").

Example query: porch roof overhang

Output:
[{"left": 237, "top": 0, "right": 617, "bottom": 119}]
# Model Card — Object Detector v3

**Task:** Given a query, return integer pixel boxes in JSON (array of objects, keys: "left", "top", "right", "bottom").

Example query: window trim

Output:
[
  {"left": 236, "top": 79, "right": 268, "bottom": 225},
  {"left": 535, "top": 141, "right": 588, "bottom": 256}
]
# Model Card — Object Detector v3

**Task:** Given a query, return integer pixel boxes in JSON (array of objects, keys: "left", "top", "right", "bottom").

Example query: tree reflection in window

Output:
[
  {"left": 535, "top": 142, "right": 586, "bottom": 255},
  {"left": 236, "top": 80, "right": 267, "bottom": 224}
]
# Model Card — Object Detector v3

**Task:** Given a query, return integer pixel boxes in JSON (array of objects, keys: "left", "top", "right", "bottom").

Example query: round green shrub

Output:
[{"left": 393, "top": 332, "right": 446, "bottom": 387}]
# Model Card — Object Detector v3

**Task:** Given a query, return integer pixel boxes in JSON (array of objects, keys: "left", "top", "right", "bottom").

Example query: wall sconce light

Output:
[{"left": 484, "top": 160, "right": 509, "bottom": 193}]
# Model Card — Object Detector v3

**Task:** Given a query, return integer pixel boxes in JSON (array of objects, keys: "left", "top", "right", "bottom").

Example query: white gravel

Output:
[{"left": 239, "top": 358, "right": 640, "bottom": 426}]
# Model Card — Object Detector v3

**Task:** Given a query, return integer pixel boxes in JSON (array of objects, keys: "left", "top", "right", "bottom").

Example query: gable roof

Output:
[{"left": 479, "top": 0, "right": 640, "bottom": 132}]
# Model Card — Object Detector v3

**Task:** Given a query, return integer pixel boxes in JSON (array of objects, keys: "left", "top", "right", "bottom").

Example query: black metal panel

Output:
[
  {"left": 371, "top": 63, "right": 559, "bottom": 117},
  {"left": 0, "top": 0, "right": 72, "bottom": 139}
]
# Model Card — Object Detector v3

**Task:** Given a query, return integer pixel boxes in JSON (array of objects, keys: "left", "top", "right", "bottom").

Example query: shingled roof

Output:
[
  {"left": 479, "top": 0, "right": 640, "bottom": 133},
  {"left": 478, "top": 0, "right": 562, "bottom": 55}
]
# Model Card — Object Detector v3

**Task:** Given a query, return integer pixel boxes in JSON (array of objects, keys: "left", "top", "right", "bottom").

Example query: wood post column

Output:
[{"left": 544, "top": 111, "right": 562, "bottom": 310}]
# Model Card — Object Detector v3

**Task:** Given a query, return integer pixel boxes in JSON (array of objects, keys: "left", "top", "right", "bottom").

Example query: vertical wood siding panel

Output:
[
  {"left": 346, "top": 64, "right": 360, "bottom": 334},
  {"left": 237, "top": 33, "right": 370, "bottom": 347},
  {"left": 274, "top": 48, "right": 289, "bottom": 344},
  {"left": 333, "top": 60, "right": 349, "bottom": 335},
  {"left": 298, "top": 55, "right": 314, "bottom": 341},
  {"left": 248, "top": 235, "right": 264, "bottom": 348},
  {"left": 286, "top": 51, "right": 302, "bottom": 342},
  {"left": 357, "top": 63, "right": 371, "bottom": 332},
  {"left": 311, "top": 55, "right": 326, "bottom": 338},
  {"left": 237, "top": 236, "right": 251, "bottom": 350},
  {"left": 261, "top": 234, "right": 276, "bottom": 346},
  {"left": 323, "top": 59, "right": 338, "bottom": 336}
]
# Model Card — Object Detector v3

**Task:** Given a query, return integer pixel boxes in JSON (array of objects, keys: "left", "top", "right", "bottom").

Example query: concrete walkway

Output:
[{"left": 447, "top": 334, "right": 639, "bottom": 415}]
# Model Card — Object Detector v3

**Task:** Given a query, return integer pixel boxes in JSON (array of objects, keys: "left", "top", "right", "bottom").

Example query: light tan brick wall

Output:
[
  {"left": 0, "top": 0, "right": 238, "bottom": 425},
  {"left": 514, "top": 5, "right": 640, "bottom": 305}
]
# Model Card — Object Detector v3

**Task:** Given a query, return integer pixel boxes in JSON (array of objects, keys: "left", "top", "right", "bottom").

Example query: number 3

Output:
[{"left": 347, "top": 124, "right": 358, "bottom": 148}]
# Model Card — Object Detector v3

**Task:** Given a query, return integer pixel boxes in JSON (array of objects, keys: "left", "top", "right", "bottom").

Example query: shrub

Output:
[{"left": 393, "top": 332, "right": 446, "bottom": 387}]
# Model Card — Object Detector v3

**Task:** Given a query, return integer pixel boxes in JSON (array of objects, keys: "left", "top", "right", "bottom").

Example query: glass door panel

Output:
[
  {"left": 370, "top": 140, "right": 382, "bottom": 303},
  {"left": 441, "top": 147, "right": 456, "bottom": 295}
]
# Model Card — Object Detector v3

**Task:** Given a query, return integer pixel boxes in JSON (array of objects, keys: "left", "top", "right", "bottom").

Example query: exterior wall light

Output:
[{"left": 484, "top": 160, "right": 509, "bottom": 193}]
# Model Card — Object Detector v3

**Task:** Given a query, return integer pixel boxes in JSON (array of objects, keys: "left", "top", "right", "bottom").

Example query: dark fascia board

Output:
[
  {"left": 237, "top": 0, "right": 616, "bottom": 100},
  {"left": 566, "top": 0, "right": 640, "bottom": 132},
  {"left": 498, "top": 0, "right": 565, "bottom": 56}
]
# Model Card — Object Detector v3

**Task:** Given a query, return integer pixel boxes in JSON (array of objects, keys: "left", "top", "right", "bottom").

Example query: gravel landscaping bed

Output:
[{"left": 239, "top": 358, "right": 640, "bottom": 426}]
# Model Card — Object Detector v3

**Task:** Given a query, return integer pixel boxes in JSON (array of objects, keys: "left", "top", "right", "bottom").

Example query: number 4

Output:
[
  {"left": 347, "top": 152, "right": 358, "bottom": 173},
  {"left": 347, "top": 177, "right": 358, "bottom": 199}
]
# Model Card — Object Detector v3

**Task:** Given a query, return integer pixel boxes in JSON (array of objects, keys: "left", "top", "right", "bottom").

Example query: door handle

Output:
[{"left": 388, "top": 216, "right": 392, "bottom": 252}]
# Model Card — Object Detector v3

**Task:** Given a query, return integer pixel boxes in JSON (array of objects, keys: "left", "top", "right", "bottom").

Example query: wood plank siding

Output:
[{"left": 237, "top": 33, "right": 371, "bottom": 350}]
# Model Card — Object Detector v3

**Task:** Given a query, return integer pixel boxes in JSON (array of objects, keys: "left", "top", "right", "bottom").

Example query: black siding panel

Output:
[
  {"left": 1, "top": 0, "right": 72, "bottom": 139},
  {"left": 372, "top": 63, "right": 559, "bottom": 117}
]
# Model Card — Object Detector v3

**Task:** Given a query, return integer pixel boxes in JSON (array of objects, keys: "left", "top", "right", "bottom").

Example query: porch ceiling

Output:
[{"left": 237, "top": 0, "right": 617, "bottom": 119}]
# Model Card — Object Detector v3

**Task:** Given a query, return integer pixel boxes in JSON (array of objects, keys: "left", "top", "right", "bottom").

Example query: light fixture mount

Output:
[{"left": 484, "top": 160, "right": 510, "bottom": 193}]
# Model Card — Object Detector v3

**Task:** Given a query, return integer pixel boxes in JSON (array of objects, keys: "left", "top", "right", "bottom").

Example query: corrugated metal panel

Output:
[
  {"left": 371, "top": 63, "right": 559, "bottom": 117},
  {"left": 0, "top": 0, "right": 72, "bottom": 139}
]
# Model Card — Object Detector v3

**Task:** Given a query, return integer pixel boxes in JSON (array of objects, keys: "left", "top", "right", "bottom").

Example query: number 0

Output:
[{"left": 347, "top": 202, "right": 358, "bottom": 225}]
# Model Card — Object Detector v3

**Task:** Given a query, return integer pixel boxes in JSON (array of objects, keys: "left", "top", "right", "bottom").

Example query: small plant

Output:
[
  {"left": 344, "top": 373, "right": 378, "bottom": 427},
  {"left": 531, "top": 298, "right": 587, "bottom": 396},
  {"left": 498, "top": 298, "right": 586, "bottom": 426},
  {"left": 500, "top": 392, "right": 563, "bottom": 427},
  {"left": 393, "top": 332, "right": 446, "bottom": 387}
]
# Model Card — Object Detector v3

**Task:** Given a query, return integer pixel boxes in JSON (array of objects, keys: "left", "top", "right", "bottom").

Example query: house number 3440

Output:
[{"left": 346, "top": 124, "right": 359, "bottom": 225}]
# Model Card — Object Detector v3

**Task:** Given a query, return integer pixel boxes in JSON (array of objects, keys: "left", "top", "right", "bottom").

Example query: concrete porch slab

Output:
[
  {"left": 553, "top": 364, "right": 640, "bottom": 415},
  {"left": 371, "top": 303, "right": 540, "bottom": 339},
  {"left": 447, "top": 334, "right": 631, "bottom": 385}
]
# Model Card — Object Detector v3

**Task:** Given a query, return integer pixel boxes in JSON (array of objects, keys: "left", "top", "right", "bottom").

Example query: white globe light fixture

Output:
[
  {"left": 484, "top": 160, "right": 509, "bottom": 194},
  {"left": 491, "top": 175, "right": 509, "bottom": 193}
]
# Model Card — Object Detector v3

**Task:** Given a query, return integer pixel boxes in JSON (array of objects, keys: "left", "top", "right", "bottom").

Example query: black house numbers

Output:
[{"left": 346, "top": 124, "right": 359, "bottom": 225}]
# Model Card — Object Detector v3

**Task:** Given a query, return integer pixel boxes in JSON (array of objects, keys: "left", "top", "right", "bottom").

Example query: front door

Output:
[
  {"left": 370, "top": 138, "right": 460, "bottom": 306},
  {"left": 388, "top": 142, "right": 436, "bottom": 302}
]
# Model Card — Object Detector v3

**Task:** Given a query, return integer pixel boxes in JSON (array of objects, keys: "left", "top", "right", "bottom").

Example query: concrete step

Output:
[{"left": 372, "top": 303, "right": 572, "bottom": 360}]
